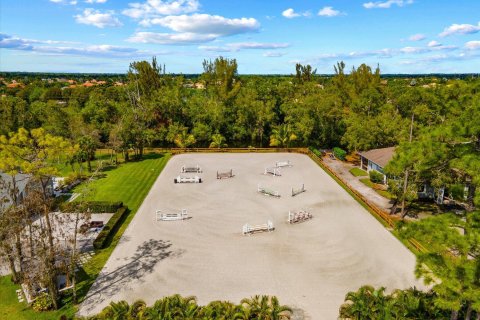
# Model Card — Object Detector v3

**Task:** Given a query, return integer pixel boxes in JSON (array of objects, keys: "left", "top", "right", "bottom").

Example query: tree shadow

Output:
[{"left": 81, "top": 238, "right": 183, "bottom": 312}]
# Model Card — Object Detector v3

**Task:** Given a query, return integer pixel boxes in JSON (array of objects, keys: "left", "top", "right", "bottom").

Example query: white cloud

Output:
[
  {"left": 75, "top": 8, "right": 122, "bottom": 28},
  {"left": 199, "top": 42, "right": 290, "bottom": 52},
  {"left": 439, "top": 22, "right": 480, "bottom": 37},
  {"left": 128, "top": 31, "right": 216, "bottom": 44},
  {"left": 318, "top": 6, "right": 342, "bottom": 17},
  {"left": 85, "top": 0, "right": 107, "bottom": 3},
  {"left": 263, "top": 52, "right": 286, "bottom": 58},
  {"left": 282, "top": 8, "right": 300, "bottom": 18},
  {"left": 49, "top": 0, "right": 78, "bottom": 4},
  {"left": 0, "top": 33, "right": 162, "bottom": 58},
  {"left": 123, "top": 0, "right": 199, "bottom": 19},
  {"left": 141, "top": 14, "right": 259, "bottom": 36},
  {"left": 408, "top": 34, "right": 425, "bottom": 41},
  {"left": 428, "top": 40, "right": 442, "bottom": 47},
  {"left": 465, "top": 41, "right": 480, "bottom": 50},
  {"left": 363, "top": 0, "right": 413, "bottom": 9}
]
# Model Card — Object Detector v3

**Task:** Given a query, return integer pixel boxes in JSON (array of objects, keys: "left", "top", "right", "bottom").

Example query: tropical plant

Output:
[{"left": 269, "top": 124, "right": 297, "bottom": 148}]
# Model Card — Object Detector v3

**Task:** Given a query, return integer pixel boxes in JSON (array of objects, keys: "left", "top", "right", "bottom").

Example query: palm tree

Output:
[
  {"left": 129, "top": 299, "right": 146, "bottom": 319},
  {"left": 174, "top": 130, "right": 196, "bottom": 148},
  {"left": 339, "top": 285, "right": 380, "bottom": 319},
  {"left": 269, "top": 124, "right": 297, "bottom": 148},
  {"left": 241, "top": 295, "right": 292, "bottom": 320},
  {"left": 209, "top": 133, "right": 227, "bottom": 148}
]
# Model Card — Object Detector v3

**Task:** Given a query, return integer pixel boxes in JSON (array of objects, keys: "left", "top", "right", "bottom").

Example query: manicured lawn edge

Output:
[
  {"left": 359, "top": 178, "right": 394, "bottom": 199},
  {"left": 349, "top": 167, "right": 368, "bottom": 177}
]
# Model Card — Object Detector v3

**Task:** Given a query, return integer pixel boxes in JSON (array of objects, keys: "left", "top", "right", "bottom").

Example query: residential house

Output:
[{"left": 358, "top": 146, "right": 395, "bottom": 184}]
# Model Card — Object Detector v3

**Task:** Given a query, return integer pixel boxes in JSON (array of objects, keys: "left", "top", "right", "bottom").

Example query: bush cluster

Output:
[
  {"left": 369, "top": 170, "right": 384, "bottom": 184},
  {"left": 333, "top": 147, "right": 347, "bottom": 160},
  {"left": 93, "top": 206, "right": 129, "bottom": 249},
  {"left": 32, "top": 292, "right": 54, "bottom": 312}
]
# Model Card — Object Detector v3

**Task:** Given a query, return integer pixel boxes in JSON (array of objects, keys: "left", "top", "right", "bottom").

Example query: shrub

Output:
[
  {"left": 60, "top": 201, "right": 123, "bottom": 213},
  {"left": 369, "top": 170, "right": 384, "bottom": 184},
  {"left": 32, "top": 292, "right": 53, "bottom": 312},
  {"left": 309, "top": 147, "right": 324, "bottom": 158},
  {"left": 93, "top": 206, "right": 129, "bottom": 249},
  {"left": 333, "top": 147, "right": 347, "bottom": 160}
]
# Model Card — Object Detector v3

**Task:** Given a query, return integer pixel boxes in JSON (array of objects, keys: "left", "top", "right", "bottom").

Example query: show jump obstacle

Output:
[
  {"left": 275, "top": 160, "right": 292, "bottom": 168},
  {"left": 181, "top": 165, "right": 202, "bottom": 173},
  {"left": 291, "top": 184, "right": 306, "bottom": 197},
  {"left": 217, "top": 169, "right": 234, "bottom": 179},
  {"left": 174, "top": 175, "right": 202, "bottom": 183},
  {"left": 243, "top": 220, "right": 274, "bottom": 235},
  {"left": 288, "top": 209, "right": 312, "bottom": 224},
  {"left": 264, "top": 167, "right": 281, "bottom": 176},
  {"left": 156, "top": 209, "right": 189, "bottom": 221},
  {"left": 257, "top": 184, "right": 280, "bottom": 198}
]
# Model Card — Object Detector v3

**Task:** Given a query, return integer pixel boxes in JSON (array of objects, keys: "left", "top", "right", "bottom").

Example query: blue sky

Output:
[{"left": 1, "top": 0, "right": 480, "bottom": 74}]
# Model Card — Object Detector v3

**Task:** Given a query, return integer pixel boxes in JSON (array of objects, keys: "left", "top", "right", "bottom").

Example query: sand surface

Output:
[{"left": 79, "top": 153, "right": 422, "bottom": 319}]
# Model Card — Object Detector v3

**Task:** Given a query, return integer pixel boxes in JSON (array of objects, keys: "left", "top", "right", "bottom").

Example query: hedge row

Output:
[
  {"left": 60, "top": 201, "right": 123, "bottom": 213},
  {"left": 93, "top": 206, "right": 129, "bottom": 249}
]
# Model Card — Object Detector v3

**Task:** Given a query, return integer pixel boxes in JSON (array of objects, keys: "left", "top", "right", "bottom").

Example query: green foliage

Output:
[
  {"left": 369, "top": 170, "right": 384, "bottom": 183},
  {"left": 269, "top": 124, "right": 297, "bottom": 148},
  {"left": 60, "top": 201, "right": 123, "bottom": 213},
  {"left": 31, "top": 293, "right": 54, "bottom": 312},
  {"left": 88, "top": 294, "right": 292, "bottom": 320},
  {"left": 339, "top": 286, "right": 449, "bottom": 319},
  {"left": 398, "top": 212, "right": 480, "bottom": 317},
  {"left": 333, "top": 147, "right": 347, "bottom": 160},
  {"left": 93, "top": 206, "right": 128, "bottom": 249}
]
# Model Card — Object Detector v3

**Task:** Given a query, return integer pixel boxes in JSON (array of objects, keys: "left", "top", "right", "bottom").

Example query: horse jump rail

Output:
[
  {"left": 174, "top": 175, "right": 202, "bottom": 183},
  {"left": 243, "top": 220, "right": 274, "bottom": 235},
  {"left": 258, "top": 184, "right": 280, "bottom": 198},
  {"left": 156, "top": 209, "right": 189, "bottom": 221},
  {"left": 288, "top": 209, "right": 312, "bottom": 224},
  {"left": 217, "top": 169, "right": 234, "bottom": 179},
  {"left": 275, "top": 160, "right": 292, "bottom": 168},
  {"left": 291, "top": 184, "right": 306, "bottom": 197},
  {"left": 264, "top": 167, "right": 281, "bottom": 176},
  {"left": 181, "top": 165, "right": 202, "bottom": 173}
]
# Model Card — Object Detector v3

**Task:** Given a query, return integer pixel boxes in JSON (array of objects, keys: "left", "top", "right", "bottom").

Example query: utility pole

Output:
[{"left": 400, "top": 113, "right": 415, "bottom": 218}]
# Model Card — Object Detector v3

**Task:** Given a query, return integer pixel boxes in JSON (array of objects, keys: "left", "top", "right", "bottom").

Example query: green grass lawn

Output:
[
  {"left": 349, "top": 167, "right": 368, "bottom": 177},
  {"left": 360, "top": 178, "right": 394, "bottom": 199},
  {"left": 0, "top": 152, "right": 171, "bottom": 319}
]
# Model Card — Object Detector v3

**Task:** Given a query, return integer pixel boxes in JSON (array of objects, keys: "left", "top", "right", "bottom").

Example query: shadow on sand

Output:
[{"left": 82, "top": 238, "right": 183, "bottom": 312}]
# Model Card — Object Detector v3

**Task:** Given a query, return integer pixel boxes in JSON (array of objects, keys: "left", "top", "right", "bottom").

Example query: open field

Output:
[{"left": 79, "top": 153, "right": 422, "bottom": 319}]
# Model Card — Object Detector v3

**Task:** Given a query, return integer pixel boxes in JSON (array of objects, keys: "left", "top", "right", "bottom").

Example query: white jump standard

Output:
[
  {"left": 174, "top": 175, "right": 202, "bottom": 183},
  {"left": 264, "top": 167, "right": 281, "bottom": 176},
  {"left": 156, "top": 209, "right": 189, "bottom": 221},
  {"left": 243, "top": 220, "right": 275, "bottom": 235},
  {"left": 288, "top": 209, "right": 312, "bottom": 224},
  {"left": 181, "top": 165, "right": 202, "bottom": 173},
  {"left": 257, "top": 184, "right": 280, "bottom": 198},
  {"left": 275, "top": 160, "right": 292, "bottom": 168},
  {"left": 217, "top": 169, "right": 234, "bottom": 179},
  {"left": 291, "top": 184, "right": 306, "bottom": 197}
]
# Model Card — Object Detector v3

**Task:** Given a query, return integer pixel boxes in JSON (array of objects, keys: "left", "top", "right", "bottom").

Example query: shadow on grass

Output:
[{"left": 80, "top": 238, "right": 182, "bottom": 314}]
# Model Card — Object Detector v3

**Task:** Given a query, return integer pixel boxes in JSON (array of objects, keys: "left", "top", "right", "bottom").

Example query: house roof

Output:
[{"left": 358, "top": 147, "right": 396, "bottom": 168}]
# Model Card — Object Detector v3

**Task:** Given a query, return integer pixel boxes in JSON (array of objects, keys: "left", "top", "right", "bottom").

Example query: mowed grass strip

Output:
[{"left": 0, "top": 152, "right": 171, "bottom": 320}]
